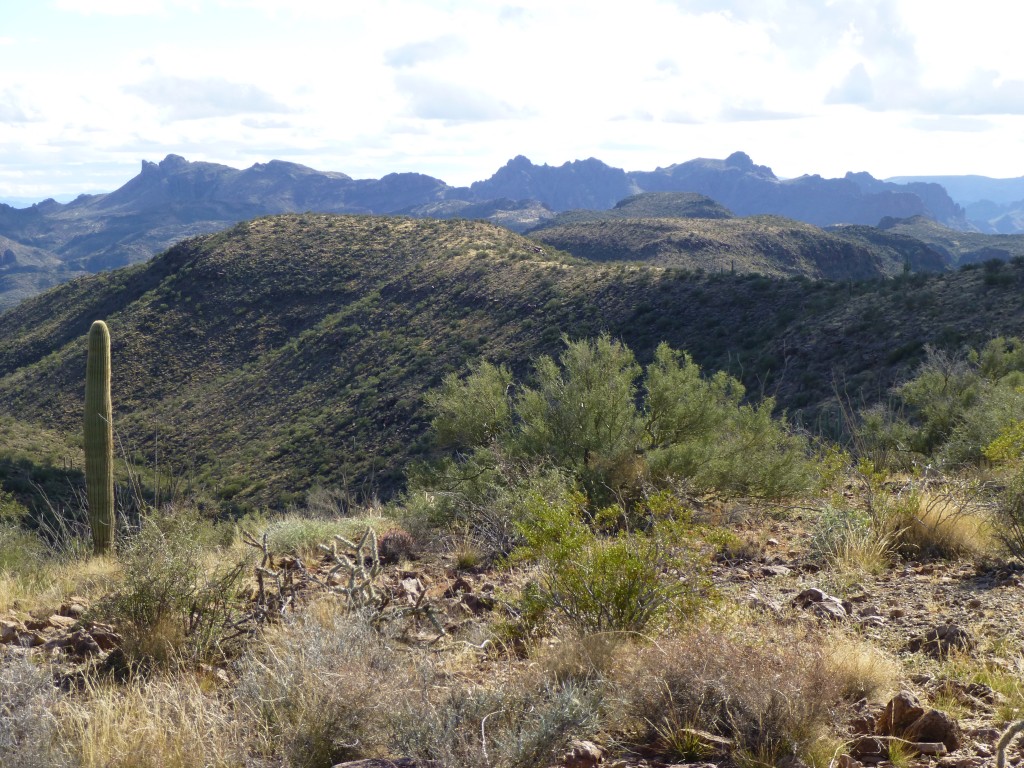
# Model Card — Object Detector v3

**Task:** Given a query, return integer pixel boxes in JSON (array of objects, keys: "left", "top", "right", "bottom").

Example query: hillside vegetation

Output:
[
  {"left": 878, "top": 215, "right": 1024, "bottom": 264},
  {"left": 7, "top": 213, "right": 1024, "bottom": 768},
  {"left": 531, "top": 214, "right": 908, "bottom": 279},
  {"left": 4, "top": 215, "right": 1024, "bottom": 510}
]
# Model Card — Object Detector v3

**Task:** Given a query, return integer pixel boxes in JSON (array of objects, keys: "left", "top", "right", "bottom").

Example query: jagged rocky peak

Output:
[
  {"left": 723, "top": 151, "right": 776, "bottom": 179},
  {"left": 141, "top": 154, "right": 189, "bottom": 176},
  {"left": 725, "top": 151, "right": 755, "bottom": 171}
]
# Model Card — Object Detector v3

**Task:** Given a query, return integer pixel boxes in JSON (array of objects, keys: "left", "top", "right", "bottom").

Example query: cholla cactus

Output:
[
  {"left": 84, "top": 320, "right": 115, "bottom": 555},
  {"left": 320, "top": 528, "right": 382, "bottom": 608}
]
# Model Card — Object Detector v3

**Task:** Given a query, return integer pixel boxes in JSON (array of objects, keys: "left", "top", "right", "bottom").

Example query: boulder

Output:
[
  {"left": 876, "top": 691, "right": 925, "bottom": 735},
  {"left": 908, "top": 624, "right": 975, "bottom": 658},
  {"left": 903, "top": 709, "right": 963, "bottom": 751}
]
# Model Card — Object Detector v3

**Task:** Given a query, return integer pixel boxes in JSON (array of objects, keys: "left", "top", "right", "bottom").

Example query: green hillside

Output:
[
  {"left": 4, "top": 214, "right": 1024, "bottom": 510},
  {"left": 530, "top": 214, "right": 902, "bottom": 279}
]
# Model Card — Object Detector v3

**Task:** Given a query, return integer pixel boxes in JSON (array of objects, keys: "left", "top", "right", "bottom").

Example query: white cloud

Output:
[
  {"left": 908, "top": 116, "right": 993, "bottom": 133},
  {"left": 384, "top": 35, "right": 467, "bottom": 69},
  {"left": 123, "top": 75, "right": 292, "bottom": 121},
  {"left": 393, "top": 74, "right": 523, "bottom": 123},
  {"left": 719, "top": 104, "right": 803, "bottom": 122},
  {"left": 0, "top": 90, "right": 37, "bottom": 124},
  {"left": 53, "top": 0, "right": 175, "bottom": 14},
  {"left": 826, "top": 64, "right": 874, "bottom": 106}
]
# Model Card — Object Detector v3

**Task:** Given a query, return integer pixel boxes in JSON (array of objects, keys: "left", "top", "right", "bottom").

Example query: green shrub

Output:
[
  {"left": 516, "top": 493, "right": 708, "bottom": 633},
  {"left": 418, "top": 335, "right": 813, "bottom": 515},
  {"left": 861, "top": 337, "right": 1024, "bottom": 468},
  {"left": 994, "top": 472, "right": 1024, "bottom": 561}
]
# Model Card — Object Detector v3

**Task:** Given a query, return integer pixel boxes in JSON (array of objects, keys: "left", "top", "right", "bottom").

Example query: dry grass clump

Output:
[
  {"left": 616, "top": 621, "right": 854, "bottom": 766},
  {"left": 235, "top": 600, "right": 600, "bottom": 768},
  {"left": 824, "top": 632, "right": 903, "bottom": 701},
  {"left": 232, "top": 603, "right": 407, "bottom": 767},
  {"left": 892, "top": 489, "right": 994, "bottom": 560},
  {"left": 59, "top": 675, "right": 242, "bottom": 768},
  {"left": 808, "top": 504, "right": 898, "bottom": 575},
  {"left": 388, "top": 674, "right": 599, "bottom": 768},
  {"left": 0, "top": 521, "right": 118, "bottom": 614},
  {"left": 247, "top": 513, "right": 392, "bottom": 561},
  {"left": 0, "top": 656, "right": 69, "bottom": 768}
]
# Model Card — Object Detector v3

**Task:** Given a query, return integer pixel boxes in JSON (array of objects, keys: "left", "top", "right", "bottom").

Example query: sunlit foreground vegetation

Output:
[{"left": 4, "top": 335, "right": 1024, "bottom": 767}]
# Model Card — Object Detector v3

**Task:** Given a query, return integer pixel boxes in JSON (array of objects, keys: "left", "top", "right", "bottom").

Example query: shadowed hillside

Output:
[
  {"left": 878, "top": 215, "right": 1024, "bottom": 264},
  {"left": 5, "top": 214, "right": 1024, "bottom": 508}
]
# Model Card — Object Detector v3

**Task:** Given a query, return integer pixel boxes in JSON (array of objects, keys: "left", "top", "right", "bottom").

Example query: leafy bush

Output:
[
  {"left": 516, "top": 493, "right": 709, "bottom": 633},
  {"left": 419, "top": 335, "right": 813, "bottom": 513},
  {"left": 861, "top": 337, "right": 1024, "bottom": 468},
  {"left": 994, "top": 472, "right": 1024, "bottom": 561}
]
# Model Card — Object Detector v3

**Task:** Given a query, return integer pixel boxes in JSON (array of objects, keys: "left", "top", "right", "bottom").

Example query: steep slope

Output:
[
  {"left": 823, "top": 224, "right": 949, "bottom": 273},
  {"left": 529, "top": 191, "right": 735, "bottom": 228},
  {"left": 6, "top": 215, "right": 1024, "bottom": 511}
]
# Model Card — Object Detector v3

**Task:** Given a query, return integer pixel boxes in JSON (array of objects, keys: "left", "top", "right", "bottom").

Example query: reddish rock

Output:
[
  {"left": 876, "top": 691, "right": 925, "bottom": 735},
  {"left": 904, "top": 709, "right": 963, "bottom": 751}
]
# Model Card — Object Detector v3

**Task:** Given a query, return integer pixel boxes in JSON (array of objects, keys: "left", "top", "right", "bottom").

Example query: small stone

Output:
[
  {"left": 59, "top": 600, "right": 88, "bottom": 619},
  {"left": 48, "top": 614, "right": 78, "bottom": 630},
  {"left": 749, "top": 595, "right": 783, "bottom": 616},
  {"left": 848, "top": 736, "right": 887, "bottom": 762},
  {"left": 67, "top": 630, "right": 102, "bottom": 657},
  {"left": 794, "top": 587, "right": 828, "bottom": 605},
  {"left": 443, "top": 577, "right": 473, "bottom": 598},
  {"left": 889, "top": 607, "right": 905, "bottom": 619},
  {"left": 908, "top": 624, "right": 975, "bottom": 658},
  {"left": 836, "top": 754, "right": 863, "bottom": 768},
  {"left": 461, "top": 593, "right": 495, "bottom": 613},
  {"left": 0, "top": 619, "right": 24, "bottom": 644},
  {"left": 810, "top": 599, "right": 847, "bottom": 621},
  {"left": 909, "top": 741, "right": 948, "bottom": 756},
  {"left": 87, "top": 624, "right": 121, "bottom": 651},
  {"left": 563, "top": 739, "right": 603, "bottom": 768}
]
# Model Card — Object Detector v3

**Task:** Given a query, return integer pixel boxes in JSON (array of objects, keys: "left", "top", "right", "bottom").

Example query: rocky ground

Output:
[{"left": 3, "top": 511, "right": 1024, "bottom": 768}]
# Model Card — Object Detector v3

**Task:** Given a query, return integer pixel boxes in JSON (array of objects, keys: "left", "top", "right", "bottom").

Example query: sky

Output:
[{"left": 2, "top": 0, "right": 1023, "bottom": 203}]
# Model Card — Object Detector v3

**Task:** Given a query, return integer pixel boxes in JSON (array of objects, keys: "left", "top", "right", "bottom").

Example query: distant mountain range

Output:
[
  {"left": 888, "top": 174, "right": 1024, "bottom": 234},
  {"left": 0, "top": 150, "right": 1008, "bottom": 310}
]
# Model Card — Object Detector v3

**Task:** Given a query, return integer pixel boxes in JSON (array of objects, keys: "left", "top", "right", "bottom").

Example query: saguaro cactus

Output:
[{"left": 84, "top": 320, "right": 115, "bottom": 555}]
